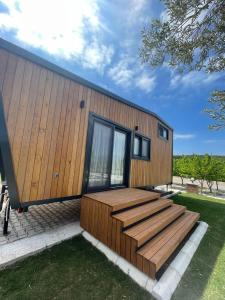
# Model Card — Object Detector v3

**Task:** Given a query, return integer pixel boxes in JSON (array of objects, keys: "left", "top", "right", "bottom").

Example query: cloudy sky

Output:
[{"left": 0, "top": 0, "right": 224, "bottom": 155}]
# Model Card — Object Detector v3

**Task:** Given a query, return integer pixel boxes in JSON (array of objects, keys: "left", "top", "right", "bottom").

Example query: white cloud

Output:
[
  {"left": 203, "top": 139, "right": 225, "bottom": 144},
  {"left": 0, "top": 0, "right": 113, "bottom": 72},
  {"left": 82, "top": 41, "right": 114, "bottom": 74},
  {"left": 136, "top": 73, "right": 156, "bottom": 93},
  {"left": 108, "top": 58, "right": 156, "bottom": 93},
  {"left": 170, "top": 71, "right": 221, "bottom": 88},
  {"left": 127, "top": 0, "right": 148, "bottom": 25},
  {"left": 174, "top": 133, "right": 196, "bottom": 140},
  {"left": 107, "top": 59, "right": 135, "bottom": 87}
]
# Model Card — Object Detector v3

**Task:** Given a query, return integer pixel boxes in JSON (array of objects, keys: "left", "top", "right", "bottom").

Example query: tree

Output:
[
  {"left": 174, "top": 155, "right": 189, "bottom": 185},
  {"left": 213, "top": 158, "right": 225, "bottom": 190},
  {"left": 205, "top": 91, "right": 225, "bottom": 130},
  {"left": 191, "top": 154, "right": 210, "bottom": 193},
  {"left": 204, "top": 156, "right": 217, "bottom": 193},
  {"left": 140, "top": 0, "right": 225, "bottom": 129}
]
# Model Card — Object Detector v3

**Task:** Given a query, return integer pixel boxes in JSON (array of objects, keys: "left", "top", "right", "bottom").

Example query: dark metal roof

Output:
[{"left": 0, "top": 38, "right": 173, "bottom": 130}]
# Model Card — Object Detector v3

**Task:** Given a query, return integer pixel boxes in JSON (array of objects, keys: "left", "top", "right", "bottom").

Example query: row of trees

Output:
[{"left": 173, "top": 155, "right": 225, "bottom": 193}]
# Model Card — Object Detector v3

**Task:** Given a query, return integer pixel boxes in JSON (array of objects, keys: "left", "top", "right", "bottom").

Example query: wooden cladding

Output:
[{"left": 0, "top": 47, "right": 172, "bottom": 205}]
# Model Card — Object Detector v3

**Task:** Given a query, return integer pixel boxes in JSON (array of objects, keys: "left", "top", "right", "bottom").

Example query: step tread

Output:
[
  {"left": 138, "top": 211, "right": 200, "bottom": 273},
  {"left": 124, "top": 204, "right": 186, "bottom": 246},
  {"left": 113, "top": 199, "right": 173, "bottom": 227},
  {"left": 85, "top": 188, "right": 160, "bottom": 211}
]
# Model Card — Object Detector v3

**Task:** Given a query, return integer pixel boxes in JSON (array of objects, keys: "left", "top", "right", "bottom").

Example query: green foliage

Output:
[
  {"left": 140, "top": 0, "right": 225, "bottom": 130},
  {"left": 173, "top": 154, "right": 225, "bottom": 192},
  {"left": 204, "top": 90, "right": 225, "bottom": 130},
  {"left": 173, "top": 155, "right": 190, "bottom": 184}
]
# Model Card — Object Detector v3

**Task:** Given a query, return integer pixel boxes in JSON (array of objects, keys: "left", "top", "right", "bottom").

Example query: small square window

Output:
[
  {"left": 142, "top": 139, "right": 149, "bottom": 158},
  {"left": 133, "top": 134, "right": 150, "bottom": 160},
  {"left": 158, "top": 124, "right": 169, "bottom": 141},
  {"left": 134, "top": 136, "right": 141, "bottom": 156}
]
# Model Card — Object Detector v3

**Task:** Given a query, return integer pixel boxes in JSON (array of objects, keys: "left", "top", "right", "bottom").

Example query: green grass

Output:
[
  {"left": 172, "top": 193, "right": 225, "bottom": 300},
  {"left": 0, "top": 193, "right": 224, "bottom": 300},
  {"left": 0, "top": 235, "right": 152, "bottom": 300}
]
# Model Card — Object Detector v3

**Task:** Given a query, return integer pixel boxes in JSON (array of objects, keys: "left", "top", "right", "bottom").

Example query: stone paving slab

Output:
[
  {"left": 0, "top": 222, "right": 83, "bottom": 269},
  {"left": 0, "top": 199, "right": 80, "bottom": 245}
]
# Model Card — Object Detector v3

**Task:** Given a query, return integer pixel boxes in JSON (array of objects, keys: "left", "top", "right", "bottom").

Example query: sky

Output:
[{"left": 0, "top": 0, "right": 224, "bottom": 155}]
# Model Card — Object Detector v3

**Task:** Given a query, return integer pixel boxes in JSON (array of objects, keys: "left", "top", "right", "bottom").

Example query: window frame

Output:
[
  {"left": 132, "top": 133, "right": 151, "bottom": 161},
  {"left": 158, "top": 123, "right": 169, "bottom": 141}
]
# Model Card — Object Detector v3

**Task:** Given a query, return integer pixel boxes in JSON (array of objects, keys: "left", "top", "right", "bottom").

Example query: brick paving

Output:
[{"left": 0, "top": 199, "right": 80, "bottom": 245}]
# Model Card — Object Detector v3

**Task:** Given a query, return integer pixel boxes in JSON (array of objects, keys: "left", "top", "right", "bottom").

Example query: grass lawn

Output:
[
  {"left": 0, "top": 193, "right": 224, "bottom": 300},
  {"left": 172, "top": 193, "right": 225, "bottom": 300}
]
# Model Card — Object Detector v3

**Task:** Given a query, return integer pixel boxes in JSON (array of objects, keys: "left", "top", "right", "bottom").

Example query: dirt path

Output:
[{"left": 173, "top": 176, "right": 225, "bottom": 192}]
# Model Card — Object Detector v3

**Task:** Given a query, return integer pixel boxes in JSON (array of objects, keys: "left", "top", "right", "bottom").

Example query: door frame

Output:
[{"left": 82, "top": 113, "right": 132, "bottom": 194}]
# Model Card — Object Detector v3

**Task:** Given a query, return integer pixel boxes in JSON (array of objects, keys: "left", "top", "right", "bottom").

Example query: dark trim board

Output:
[
  {"left": 171, "top": 130, "right": 174, "bottom": 183},
  {"left": 0, "top": 38, "right": 173, "bottom": 130},
  {"left": 0, "top": 91, "right": 20, "bottom": 209},
  {"left": 20, "top": 194, "right": 81, "bottom": 208},
  {"left": 0, "top": 148, "right": 6, "bottom": 182}
]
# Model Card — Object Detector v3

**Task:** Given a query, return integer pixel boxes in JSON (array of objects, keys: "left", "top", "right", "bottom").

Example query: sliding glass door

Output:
[
  {"left": 88, "top": 121, "right": 112, "bottom": 189},
  {"left": 111, "top": 129, "right": 127, "bottom": 185},
  {"left": 85, "top": 116, "right": 130, "bottom": 192}
]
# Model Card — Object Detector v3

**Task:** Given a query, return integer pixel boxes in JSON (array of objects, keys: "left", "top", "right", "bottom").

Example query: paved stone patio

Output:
[{"left": 0, "top": 199, "right": 80, "bottom": 245}]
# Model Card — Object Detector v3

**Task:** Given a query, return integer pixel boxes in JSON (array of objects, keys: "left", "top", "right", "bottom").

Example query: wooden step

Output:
[
  {"left": 113, "top": 199, "right": 173, "bottom": 227},
  {"left": 124, "top": 204, "right": 186, "bottom": 247},
  {"left": 85, "top": 188, "right": 160, "bottom": 212},
  {"left": 137, "top": 211, "right": 200, "bottom": 278}
]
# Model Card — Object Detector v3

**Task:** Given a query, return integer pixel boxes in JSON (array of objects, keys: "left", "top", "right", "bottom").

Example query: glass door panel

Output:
[
  {"left": 111, "top": 130, "right": 126, "bottom": 185},
  {"left": 88, "top": 121, "right": 112, "bottom": 189}
]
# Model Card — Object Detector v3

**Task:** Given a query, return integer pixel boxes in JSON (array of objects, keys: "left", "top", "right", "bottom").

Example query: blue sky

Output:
[{"left": 0, "top": 0, "right": 224, "bottom": 155}]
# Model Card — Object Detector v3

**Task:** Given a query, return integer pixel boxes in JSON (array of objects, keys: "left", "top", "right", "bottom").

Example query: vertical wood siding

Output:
[{"left": 0, "top": 49, "right": 172, "bottom": 204}]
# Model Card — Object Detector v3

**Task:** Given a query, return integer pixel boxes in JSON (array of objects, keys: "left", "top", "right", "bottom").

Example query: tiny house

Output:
[
  {"left": 0, "top": 39, "right": 202, "bottom": 281},
  {"left": 0, "top": 38, "right": 173, "bottom": 211}
]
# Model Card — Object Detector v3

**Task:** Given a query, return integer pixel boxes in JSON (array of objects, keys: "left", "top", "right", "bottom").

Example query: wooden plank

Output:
[
  {"left": 29, "top": 71, "right": 54, "bottom": 201},
  {"left": 12, "top": 61, "right": 33, "bottom": 177},
  {"left": 111, "top": 218, "right": 117, "bottom": 252},
  {"left": 66, "top": 84, "right": 83, "bottom": 195},
  {"left": 0, "top": 49, "right": 9, "bottom": 89},
  {"left": 115, "top": 220, "right": 121, "bottom": 254},
  {"left": 1, "top": 53, "right": 18, "bottom": 118},
  {"left": 85, "top": 188, "right": 160, "bottom": 211},
  {"left": 16, "top": 65, "right": 41, "bottom": 199},
  {"left": 50, "top": 79, "right": 70, "bottom": 198},
  {"left": 124, "top": 204, "right": 185, "bottom": 247},
  {"left": 130, "top": 239, "right": 137, "bottom": 265},
  {"left": 107, "top": 209, "right": 113, "bottom": 248},
  {"left": 71, "top": 86, "right": 88, "bottom": 195},
  {"left": 125, "top": 235, "right": 131, "bottom": 262},
  {"left": 43, "top": 77, "right": 65, "bottom": 199},
  {"left": 22, "top": 68, "right": 47, "bottom": 201},
  {"left": 150, "top": 212, "right": 199, "bottom": 273},
  {"left": 75, "top": 88, "right": 92, "bottom": 195},
  {"left": 56, "top": 80, "right": 73, "bottom": 197},
  {"left": 120, "top": 232, "right": 126, "bottom": 258},
  {"left": 36, "top": 74, "right": 60, "bottom": 200},
  {"left": 61, "top": 82, "right": 79, "bottom": 196},
  {"left": 113, "top": 199, "right": 172, "bottom": 227},
  {"left": 7, "top": 58, "right": 26, "bottom": 145}
]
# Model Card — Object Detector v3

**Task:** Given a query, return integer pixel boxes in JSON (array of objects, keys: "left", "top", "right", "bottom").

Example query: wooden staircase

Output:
[{"left": 80, "top": 188, "right": 199, "bottom": 279}]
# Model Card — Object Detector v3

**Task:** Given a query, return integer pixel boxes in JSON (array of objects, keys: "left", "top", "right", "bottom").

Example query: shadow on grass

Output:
[{"left": 172, "top": 193, "right": 225, "bottom": 300}]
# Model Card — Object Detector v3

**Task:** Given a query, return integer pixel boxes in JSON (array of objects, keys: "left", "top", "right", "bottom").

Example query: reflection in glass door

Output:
[
  {"left": 88, "top": 121, "right": 112, "bottom": 189},
  {"left": 111, "top": 130, "right": 126, "bottom": 185},
  {"left": 86, "top": 117, "right": 130, "bottom": 192}
]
